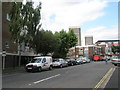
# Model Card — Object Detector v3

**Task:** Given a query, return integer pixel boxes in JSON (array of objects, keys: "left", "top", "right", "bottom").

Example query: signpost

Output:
[{"left": 2, "top": 50, "right": 6, "bottom": 70}]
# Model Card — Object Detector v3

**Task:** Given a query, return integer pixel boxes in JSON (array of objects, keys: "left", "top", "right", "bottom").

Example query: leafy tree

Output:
[
  {"left": 68, "top": 29, "right": 78, "bottom": 48},
  {"left": 9, "top": 2, "right": 24, "bottom": 66},
  {"left": 112, "top": 45, "right": 120, "bottom": 54},
  {"left": 9, "top": 2, "right": 23, "bottom": 43},
  {"left": 21, "top": 2, "right": 42, "bottom": 44},
  {"left": 33, "top": 29, "right": 58, "bottom": 55},
  {"left": 9, "top": 2, "right": 42, "bottom": 66},
  {"left": 9, "top": 2, "right": 41, "bottom": 45},
  {"left": 53, "top": 29, "right": 77, "bottom": 58}
]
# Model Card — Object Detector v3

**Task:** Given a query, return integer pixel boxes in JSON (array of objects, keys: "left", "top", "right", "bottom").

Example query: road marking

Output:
[
  {"left": 101, "top": 68, "right": 115, "bottom": 88},
  {"left": 33, "top": 74, "right": 61, "bottom": 84},
  {"left": 93, "top": 68, "right": 115, "bottom": 90},
  {"left": 28, "top": 84, "right": 32, "bottom": 85}
]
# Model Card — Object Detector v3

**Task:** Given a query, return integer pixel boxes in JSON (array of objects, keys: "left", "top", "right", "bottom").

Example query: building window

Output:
[{"left": 6, "top": 13, "right": 11, "bottom": 21}]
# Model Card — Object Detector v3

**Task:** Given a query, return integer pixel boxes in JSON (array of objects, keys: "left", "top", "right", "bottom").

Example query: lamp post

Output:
[
  {"left": 75, "top": 46, "right": 76, "bottom": 59},
  {"left": 83, "top": 47, "right": 84, "bottom": 57},
  {"left": 2, "top": 43, "right": 9, "bottom": 70},
  {"left": 2, "top": 50, "right": 6, "bottom": 70}
]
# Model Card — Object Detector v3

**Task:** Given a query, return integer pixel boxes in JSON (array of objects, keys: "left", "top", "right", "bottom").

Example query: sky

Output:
[{"left": 32, "top": 0, "right": 118, "bottom": 45}]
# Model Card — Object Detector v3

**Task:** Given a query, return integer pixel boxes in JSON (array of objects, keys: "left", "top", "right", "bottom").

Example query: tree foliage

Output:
[
  {"left": 9, "top": 2, "right": 23, "bottom": 43},
  {"left": 9, "top": 2, "right": 77, "bottom": 58},
  {"left": 112, "top": 45, "right": 120, "bottom": 54},
  {"left": 9, "top": 2, "right": 41, "bottom": 66},
  {"left": 53, "top": 29, "right": 77, "bottom": 58},
  {"left": 32, "top": 29, "right": 77, "bottom": 58},
  {"left": 33, "top": 29, "right": 58, "bottom": 55},
  {"left": 9, "top": 2, "right": 41, "bottom": 44}
]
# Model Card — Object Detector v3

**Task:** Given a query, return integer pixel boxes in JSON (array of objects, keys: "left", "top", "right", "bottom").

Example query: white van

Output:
[{"left": 25, "top": 56, "right": 53, "bottom": 72}]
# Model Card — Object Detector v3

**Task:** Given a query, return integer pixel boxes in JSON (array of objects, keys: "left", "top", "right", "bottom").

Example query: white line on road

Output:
[{"left": 33, "top": 74, "right": 61, "bottom": 84}]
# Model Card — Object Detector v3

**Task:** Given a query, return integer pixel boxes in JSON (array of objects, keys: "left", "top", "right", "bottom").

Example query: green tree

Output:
[
  {"left": 21, "top": 2, "right": 42, "bottom": 44},
  {"left": 9, "top": 2, "right": 24, "bottom": 66},
  {"left": 53, "top": 29, "right": 77, "bottom": 58},
  {"left": 33, "top": 29, "right": 58, "bottom": 55},
  {"left": 9, "top": 2, "right": 42, "bottom": 66},
  {"left": 68, "top": 29, "right": 78, "bottom": 48},
  {"left": 112, "top": 45, "right": 120, "bottom": 54},
  {"left": 9, "top": 2, "right": 23, "bottom": 43}
]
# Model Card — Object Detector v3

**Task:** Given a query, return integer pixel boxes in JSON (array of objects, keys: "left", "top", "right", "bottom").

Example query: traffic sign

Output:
[{"left": 2, "top": 50, "right": 6, "bottom": 56}]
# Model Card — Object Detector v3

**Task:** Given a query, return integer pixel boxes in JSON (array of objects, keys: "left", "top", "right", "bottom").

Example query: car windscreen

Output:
[
  {"left": 53, "top": 59, "right": 59, "bottom": 62},
  {"left": 112, "top": 56, "right": 120, "bottom": 59},
  {"left": 66, "top": 59, "right": 70, "bottom": 61},
  {"left": 76, "top": 58, "right": 81, "bottom": 61},
  {"left": 30, "top": 58, "right": 42, "bottom": 63}
]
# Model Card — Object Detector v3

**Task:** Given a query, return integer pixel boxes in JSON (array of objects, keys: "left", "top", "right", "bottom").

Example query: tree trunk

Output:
[{"left": 19, "top": 43, "right": 21, "bottom": 67}]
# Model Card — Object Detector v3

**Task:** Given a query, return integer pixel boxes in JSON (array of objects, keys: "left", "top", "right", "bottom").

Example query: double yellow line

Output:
[{"left": 93, "top": 68, "right": 113, "bottom": 90}]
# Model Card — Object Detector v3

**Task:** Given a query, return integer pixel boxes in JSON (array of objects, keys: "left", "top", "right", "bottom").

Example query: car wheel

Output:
[
  {"left": 38, "top": 67, "right": 42, "bottom": 72},
  {"left": 66, "top": 64, "right": 68, "bottom": 67},
  {"left": 26, "top": 69, "right": 30, "bottom": 72},
  {"left": 114, "top": 64, "right": 117, "bottom": 66},
  {"left": 60, "top": 64, "right": 63, "bottom": 68},
  {"left": 49, "top": 66, "right": 52, "bottom": 70},
  {"left": 32, "top": 69, "right": 35, "bottom": 73}
]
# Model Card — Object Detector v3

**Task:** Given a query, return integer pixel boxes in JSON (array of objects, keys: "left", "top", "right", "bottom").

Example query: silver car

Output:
[
  {"left": 111, "top": 55, "right": 120, "bottom": 66},
  {"left": 52, "top": 58, "right": 68, "bottom": 68},
  {"left": 76, "top": 58, "right": 83, "bottom": 64}
]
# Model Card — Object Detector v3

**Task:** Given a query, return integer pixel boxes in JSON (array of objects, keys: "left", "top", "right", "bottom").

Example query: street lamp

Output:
[{"left": 75, "top": 46, "right": 76, "bottom": 59}]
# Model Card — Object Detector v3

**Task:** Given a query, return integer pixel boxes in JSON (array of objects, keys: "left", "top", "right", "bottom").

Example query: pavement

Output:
[
  {"left": 2, "top": 61, "right": 118, "bottom": 89},
  {"left": 2, "top": 67, "right": 25, "bottom": 75}
]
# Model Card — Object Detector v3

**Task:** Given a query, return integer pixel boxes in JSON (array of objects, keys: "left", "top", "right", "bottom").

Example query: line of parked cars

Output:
[{"left": 25, "top": 56, "right": 91, "bottom": 72}]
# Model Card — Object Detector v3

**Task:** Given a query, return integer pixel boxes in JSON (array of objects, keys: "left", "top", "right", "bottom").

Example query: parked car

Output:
[
  {"left": 25, "top": 56, "right": 53, "bottom": 72},
  {"left": 52, "top": 58, "right": 68, "bottom": 68},
  {"left": 81, "top": 57, "right": 87, "bottom": 63},
  {"left": 66, "top": 58, "right": 77, "bottom": 66},
  {"left": 76, "top": 58, "right": 83, "bottom": 64},
  {"left": 111, "top": 55, "right": 120, "bottom": 66},
  {"left": 85, "top": 57, "right": 91, "bottom": 63}
]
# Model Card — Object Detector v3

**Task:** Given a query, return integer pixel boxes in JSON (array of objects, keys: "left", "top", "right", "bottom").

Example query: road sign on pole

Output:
[{"left": 2, "top": 50, "right": 6, "bottom": 70}]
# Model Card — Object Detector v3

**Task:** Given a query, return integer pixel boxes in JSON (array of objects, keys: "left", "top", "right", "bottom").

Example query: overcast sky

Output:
[{"left": 32, "top": 0, "right": 118, "bottom": 45}]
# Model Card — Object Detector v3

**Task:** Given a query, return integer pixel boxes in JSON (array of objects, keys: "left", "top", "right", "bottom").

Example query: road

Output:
[{"left": 2, "top": 61, "right": 119, "bottom": 89}]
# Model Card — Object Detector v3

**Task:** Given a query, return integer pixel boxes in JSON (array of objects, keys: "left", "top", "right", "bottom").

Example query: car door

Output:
[
  {"left": 62, "top": 59, "right": 66, "bottom": 66},
  {"left": 60, "top": 59, "right": 64, "bottom": 66},
  {"left": 42, "top": 58, "right": 48, "bottom": 69}
]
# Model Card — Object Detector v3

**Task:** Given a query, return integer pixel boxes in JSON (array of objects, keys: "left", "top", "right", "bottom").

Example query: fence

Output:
[{"left": 2, "top": 54, "right": 35, "bottom": 69}]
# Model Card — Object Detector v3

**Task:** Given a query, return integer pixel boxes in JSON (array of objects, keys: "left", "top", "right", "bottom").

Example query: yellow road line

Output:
[{"left": 93, "top": 68, "right": 113, "bottom": 90}]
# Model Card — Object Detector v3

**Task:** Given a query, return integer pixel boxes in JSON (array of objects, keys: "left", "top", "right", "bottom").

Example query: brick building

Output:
[
  {"left": 2, "top": 2, "right": 18, "bottom": 54},
  {"left": 68, "top": 45, "right": 101, "bottom": 59}
]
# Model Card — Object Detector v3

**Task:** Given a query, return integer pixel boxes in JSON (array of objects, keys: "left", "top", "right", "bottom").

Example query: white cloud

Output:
[
  {"left": 32, "top": 0, "right": 108, "bottom": 32},
  {"left": 83, "top": 25, "right": 118, "bottom": 44},
  {"left": 32, "top": 0, "right": 118, "bottom": 45}
]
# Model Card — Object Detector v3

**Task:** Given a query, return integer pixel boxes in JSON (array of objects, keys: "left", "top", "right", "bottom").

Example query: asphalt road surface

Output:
[{"left": 2, "top": 61, "right": 119, "bottom": 89}]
